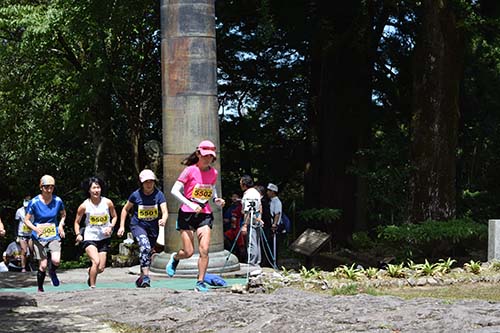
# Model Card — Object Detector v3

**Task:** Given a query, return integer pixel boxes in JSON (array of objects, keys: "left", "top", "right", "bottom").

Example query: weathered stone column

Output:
[
  {"left": 151, "top": 0, "right": 239, "bottom": 274},
  {"left": 488, "top": 220, "right": 500, "bottom": 261}
]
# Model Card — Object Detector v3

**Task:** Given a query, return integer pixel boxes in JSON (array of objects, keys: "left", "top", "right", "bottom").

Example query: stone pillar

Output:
[
  {"left": 488, "top": 220, "right": 500, "bottom": 261},
  {"left": 151, "top": 0, "right": 239, "bottom": 274}
]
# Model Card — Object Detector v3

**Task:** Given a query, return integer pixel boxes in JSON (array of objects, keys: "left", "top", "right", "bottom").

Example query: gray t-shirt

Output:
[{"left": 269, "top": 196, "right": 282, "bottom": 225}]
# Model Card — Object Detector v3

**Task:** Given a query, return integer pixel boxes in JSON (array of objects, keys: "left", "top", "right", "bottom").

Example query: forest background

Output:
[{"left": 0, "top": 0, "right": 499, "bottom": 263}]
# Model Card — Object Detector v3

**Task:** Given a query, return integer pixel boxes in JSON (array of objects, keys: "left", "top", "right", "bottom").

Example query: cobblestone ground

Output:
[{"left": 2, "top": 287, "right": 500, "bottom": 333}]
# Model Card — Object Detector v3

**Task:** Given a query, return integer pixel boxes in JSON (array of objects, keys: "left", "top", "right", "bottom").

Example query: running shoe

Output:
[
  {"left": 166, "top": 252, "right": 179, "bottom": 277},
  {"left": 38, "top": 287, "right": 44, "bottom": 292},
  {"left": 135, "top": 276, "right": 143, "bottom": 288},
  {"left": 194, "top": 281, "right": 209, "bottom": 292},
  {"left": 49, "top": 269, "right": 60, "bottom": 287},
  {"left": 141, "top": 275, "right": 151, "bottom": 288}
]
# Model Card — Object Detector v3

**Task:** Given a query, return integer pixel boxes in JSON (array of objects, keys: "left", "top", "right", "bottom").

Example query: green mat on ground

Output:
[{"left": 0, "top": 278, "right": 248, "bottom": 293}]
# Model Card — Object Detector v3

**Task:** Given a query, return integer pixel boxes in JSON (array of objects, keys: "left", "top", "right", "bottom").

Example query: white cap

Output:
[
  {"left": 267, "top": 183, "right": 278, "bottom": 192},
  {"left": 139, "top": 169, "right": 156, "bottom": 183}
]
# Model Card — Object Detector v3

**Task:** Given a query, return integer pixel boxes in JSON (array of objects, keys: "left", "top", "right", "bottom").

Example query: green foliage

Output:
[
  {"left": 336, "top": 263, "right": 363, "bottom": 281},
  {"left": 331, "top": 283, "right": 359, "bottom": 296},
  {"left": 406, "top": 259, "right": 419, "bottom": 271},
  {"left": 363, "top": 267, "right": 379, "bottom": 279},
  {"left": 415, "top": 259, "right": 439, "bottom": 277},
  {"left": 436, "top": 258, "right": 457, "bottom": 274},
  {"left": 490, "top": 261, "right": 500, "bottom": 272},
  {"left": 464, "top": 260, "right": 482, "bottom": 274},
  {"left": 280, "top": 266, "right": 292, "bottom": 277},
  {"left": 299, "top": 266, "right": 322, "bottom": 279},
  {"left": 1, "top": 0, "right": 500, "bottom": 265},
  {"left": 376, "top": 218, "right": 487, "bottom": 260},
  {"left": 351, "top": 232, "right": 374, "bottom": 249},
  {"left": 378, "top": 218, "right": 487, "bottom": 244},
  {"left": 59, "top": 254, "right": 89, "bottom": 269},
  {"left": 298, "top": 208, "right": 342, "bottom": 223},
  {"left": 0, "top": 0, "right": 161, "bottom": 209},
  {"left": 386, "top": 263, "right": 406, "bottom": 278}
]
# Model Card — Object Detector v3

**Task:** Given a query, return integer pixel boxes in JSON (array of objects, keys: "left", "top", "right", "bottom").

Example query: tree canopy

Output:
[{"left": 1, "top": 0, "right": 500, "bottom": 250}]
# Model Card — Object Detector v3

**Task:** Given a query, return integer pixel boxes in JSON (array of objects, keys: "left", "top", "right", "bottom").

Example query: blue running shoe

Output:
[
  {"left": 166, "top": 252, "right": 179, "bottom": 277},
  {"left": 49, "top": 270, "right": 60, "bottom": 287},
  {"left": 141, "top": 275, "right": 151, "bottom": 288},
  {"left": 195, "top": 281, "right": 209, "bottom": 292}
]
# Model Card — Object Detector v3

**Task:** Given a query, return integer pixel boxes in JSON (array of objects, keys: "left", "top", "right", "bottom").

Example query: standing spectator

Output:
[
  {"left": 167, "top": 140, "right": 225, "bottom": 292},
  {"left": 267, "top": 183, "right": 282, "bottom": 263},
  {"left": 267, "top": 183, "right": 282, "bottom": 232},
  {"left": 223, "top": 193, "right": 242, "bottom": 232},
  {"left": 223, "top": 193, "right": 244, "bottom": 260},
  {"left": 256, "top": 185, "right": 272, "bottom": 267},
  {"left": 24, "top": 175, "right": 66, "bottom": 292},
  {"left": 118, "top": 169, "right": 168, "bottom": 288},
  {"left": 240, "top": 175, "right": 263, "bottom": 268},
  {"left": 74, "top": 177, "right": 118, "bottom": 289},
  {"left": 0, "top": 217, "right": 5, "bottom": 237},
  {"left": 15, "top": 195, "right": 34, "bottom": 272}
]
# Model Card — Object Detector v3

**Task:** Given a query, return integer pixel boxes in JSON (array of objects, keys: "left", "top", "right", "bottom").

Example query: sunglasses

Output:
[{"left": 42, "top": 185, "right": 55, "bottom": 189}]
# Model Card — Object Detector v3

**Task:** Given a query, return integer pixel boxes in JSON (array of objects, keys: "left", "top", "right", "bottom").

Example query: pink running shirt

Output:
[{"left": 178, "top": 165, "right": 218, "bottom": 214}]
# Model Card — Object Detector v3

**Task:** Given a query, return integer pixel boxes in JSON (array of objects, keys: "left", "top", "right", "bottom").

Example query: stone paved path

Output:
[{"left": 1, "top": 268, "right": 500, "bottom": 332}]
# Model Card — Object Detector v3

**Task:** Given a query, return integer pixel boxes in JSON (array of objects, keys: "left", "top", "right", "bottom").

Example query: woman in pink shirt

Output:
[{"left": 167, "top": 140, "right": 225, "bottom": 292}]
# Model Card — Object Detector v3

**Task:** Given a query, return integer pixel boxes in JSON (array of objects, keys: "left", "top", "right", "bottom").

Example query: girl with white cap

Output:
[
  {"left": 24, "top": 175, "right": 66, "bottom": 292},
  {"left": 167, "top": 140, "right": 225, "bottom": 292},
  {"left": 118, "top": 169, "right": 168, "bottom": 287}
]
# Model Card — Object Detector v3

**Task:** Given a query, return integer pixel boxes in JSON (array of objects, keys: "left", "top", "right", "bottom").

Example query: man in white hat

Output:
[
  {"left": 266, "top": 183, "right": 282, "bottom": 232},
  {"left": 267, "top": 183, "right": 282, "bottom": 266}
]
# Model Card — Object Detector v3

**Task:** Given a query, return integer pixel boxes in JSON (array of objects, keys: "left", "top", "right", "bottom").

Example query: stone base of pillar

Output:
[{"left": 150, "top": 250, "right": 240, "bottom": 276}]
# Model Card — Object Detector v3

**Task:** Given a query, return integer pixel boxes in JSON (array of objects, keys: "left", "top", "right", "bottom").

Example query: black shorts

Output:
[
  {"left": 83, "top": 238, "right": 111, "bottom": 253},
  {"left": 177, "top": 209, "right": 213, "bottom": 231}
]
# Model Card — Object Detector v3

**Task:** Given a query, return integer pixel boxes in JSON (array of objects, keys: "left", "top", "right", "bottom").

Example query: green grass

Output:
[{"left": 370, "top": 283, "right": 500, "bottom": 302}]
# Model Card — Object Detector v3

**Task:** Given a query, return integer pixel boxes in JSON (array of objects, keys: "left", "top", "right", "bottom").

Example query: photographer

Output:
[{"left": 240, "top": 175, "right": 263, "bottom": 268}]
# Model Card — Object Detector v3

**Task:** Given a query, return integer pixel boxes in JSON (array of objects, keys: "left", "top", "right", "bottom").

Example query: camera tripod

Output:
[{"left": 223, "top": 201, "right": 279, "bottom": 279}]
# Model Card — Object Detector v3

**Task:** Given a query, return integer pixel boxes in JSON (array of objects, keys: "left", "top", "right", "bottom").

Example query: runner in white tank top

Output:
[
  {"left": 74, "top": 177, "right": 117, "bottom": 288},
  {"left": 83, "top": 197, "right": 112, "bottom": 241}
]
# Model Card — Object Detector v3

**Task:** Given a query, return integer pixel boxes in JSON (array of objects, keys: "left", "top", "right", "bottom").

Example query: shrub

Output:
[
  {"left": 376, "top": 218, "right": 487, "bottom": 260},
  {"left": 464, "top": 260, "right": 482, "bottom": 274},
  {"left": 386, "top": 263, "right": 405, "bottom": 278},
  {"left": 363, "top": 267, "right": 379, "bottom": 279},
  {"left": 436, "top": 258, "right": 456, "bottom": 274},
  {"left": 337, "top": 263, "right": 363, "bottom": 281},
  {"left": 298, "top": 208, "right": 341, "bottom": 232},
  {"left": 352, "top": 231, "right": 375, "bottom": 249},
  {"left": 415, "top": 259, "right": 439, "bottom": 276}
]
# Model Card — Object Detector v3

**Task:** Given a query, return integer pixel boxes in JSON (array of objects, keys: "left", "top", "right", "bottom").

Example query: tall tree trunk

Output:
[
  {"left": 91, "top": 86, "right": 114, "bottom": 181},
  {"left": 305, "top": 1, "right": 388, "bottom": 244},
  {"left": 409, "top": 0, "right": 464, "bottom": 222}
]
